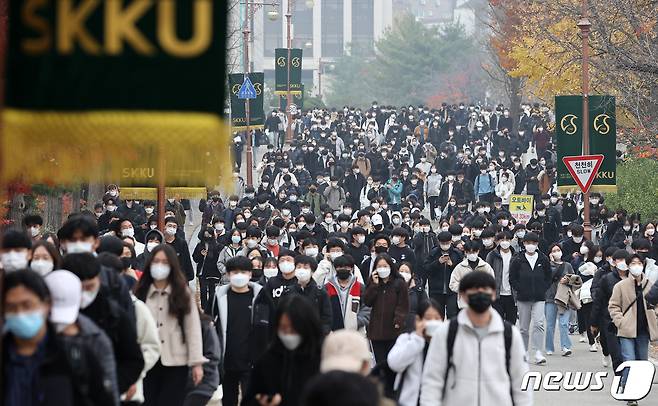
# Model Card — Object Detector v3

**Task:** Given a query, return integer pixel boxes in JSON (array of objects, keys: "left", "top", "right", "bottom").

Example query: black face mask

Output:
[
  {"left": 374, "top": 246, "right": 388, "bottom": 254},
  {"left": 336, "top": 269, "right": 352, "bottom": 280},
  {"left": 121, "top": 257, "right": 133, "bottom": 270},
  {"left": 251, "top": 268, "right": 263, "bottom": 279},
  {"left": 467, "top": 292, "right": 493, "bottom": 313}
]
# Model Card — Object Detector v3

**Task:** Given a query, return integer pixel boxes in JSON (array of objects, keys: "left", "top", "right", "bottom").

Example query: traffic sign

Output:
[
  {"left": 238, "top": 76, "right": 257, "bottom": 99},
  {"left": 562, "top": 154, "right": 604, "bottom": 193}
]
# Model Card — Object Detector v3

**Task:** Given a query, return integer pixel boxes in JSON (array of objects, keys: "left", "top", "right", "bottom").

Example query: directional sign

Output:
[
  {"left": 562, "top": 154, "right": 605, "bottom": 193},
  {"left": 238, "top": 76, "right": 257, "bottom": 99}
]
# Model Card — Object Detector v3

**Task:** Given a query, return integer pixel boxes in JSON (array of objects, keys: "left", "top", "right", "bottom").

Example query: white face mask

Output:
[
  {"left": 483, "top": 238, "right": 494, "bottom": 247},
  {"left": 499, "top": 241, "right": 511, "bottom": 250},
  {"left": 230, "top": 273, "right": 250, "bottom": 288},
  {"left": 551, "top": 251, "right": 563, "bottom": 261},
  {"left": 594, "top": 256, "right": 603, "bottom": 263},
  {"left": 30, "top": 259, "right": 54, "bottom": 276},
  {"left": 165, "top": 226, "right": 177, "bottom": 236},
  {"left": 466, "top": 253, "right": 479, "bottom": 262},
  {"left": 150, "top": 263, "right": 171, "bottom": 281},
  {"left": 616, "top": 261, "right": 628, "bottom": 271},
  {"left": 80, "top": 288, "right": 99, "bottom": 309},
  {"left": 121, "top": 228, "right": 135, "bottom": 238},
  {"left": 357, "top": 235, "right": 366, "bottom": 244},
  {"left": 629, "top": 264, "right": 643, "bottom": 276},
  {"left": 279, "top": 261, "right": 295, "bottom": 275},
  {"left": 647, "top": 229, "right": 656, "bottom": 236},
  {"left": 29, "top": 227, "right": 40, "bottom": 237},
  {"left": 145, "top": 207, "right": 154, "bottom": 215},
  {"left": 66, "top": 241, "right": 94, "bottom": 254},
  {"left": 451, "top": 235, "right": 461, "bottom": 243},
  {"left": 295, "top": 268, "right": 312, "bottom": 283},
  {"left": 515, "top": 231, "right": 526, "bottom": 239},
  {"left": 246, "top": 239, "right": 258, "bottom": 249},
  {"left": 424, "top": 320, "right": 443, "bottom": 337},
  {"left": 525, "top": 244, "right": 538, "bottom": 253},
  {"left": 1, "top": 252, "right": 29, "bottom": 272},
  {"left": 305, "top": 247, "right": 319, "bottom": 257},
  {"left": 146, "top": 242, "right": 159, "bottom": 252},
  {"left": 579, "top": 246, "right": 589, "bottom": 255},
  {"left": 401, "top": 272, "right": 412, "bottom": 283},
  {"left": 329, "top": 252, "right": 342, "bottom": 261},
  {"left": 376, "top": 267, "right": 391, "bottom": 279},
  {"left": 278, "top": 332, "right": 303, "bottom": 351},
  {"left": 573, "top": 236, "right": 583, "bottom": 243},
  {"left": 264, "top": 267, "right": 279, "bottom": 278},
  {"left": 391, "top": 236, "right": 401, "bottom": 246}
]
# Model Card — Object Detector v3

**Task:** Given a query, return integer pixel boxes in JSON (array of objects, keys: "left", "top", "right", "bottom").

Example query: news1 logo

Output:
[{"left": 610, "top": 361, "right": 656, "bottom": 401}]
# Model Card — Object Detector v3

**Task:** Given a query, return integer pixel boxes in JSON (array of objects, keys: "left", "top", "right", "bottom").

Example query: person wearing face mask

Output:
[
  {"left": 388, "top": 299, "right": 443, "bottom": 406},
  {"left": 560, "top": 224, "right": 586, "bottom": 262},
  {"left": 630, "top": 238, "right": 658, "bottom": 284},
  {"left": 23, "top": 214, "right": 44, "bottom": 243},
  {"left": 192, "top": 226, "right": 222, "bottom": 311},
  {"left": 63, "top": 253, "right": 145, "bottom": 398},
  {"left": 217, "top": 229, "right": 251, "bottom": 286},
  {"left": 291, "top": 255, "right": 333, "bottom": 335},
  {"left": 1, "top": 228, "right": 32, "bottom": 272},
  {"left": 209, "top": 256, "right": 274, "bottom": 406},
  {"left": 365, "top": 254, "right": 410, "bottom": 395},
  {"left": 161, "top": 217, "right": 194, "bottom": 282},
  {"left": 343, "top": 165, "right": 367, "bottom": 209},
  {"left": 264, "top": 249, "right": 301, "bottom": 306},
  {"left": 608, "top": 254, "right": 658, "bottom": 391},
  {"left": 486, "top": 231, "right": 518, "bottom": 325},
  {"left": 325, "top": 254, "right": 371, "bottom": 333},
  {"left": 29, "top": 240, "right": 61, "bottom": 277},
  {"left": 425, "top": 166, "right": 443, "bottom": 220},
  {"left": 4, "top": 270, "right": 119, "bottom": 406},
  {"left": 389, "top": 227, "right": 416, "bottom": 266},
  {"left": 421, "top": 271, "right": 530, "bottom": 406},
  {"left": 449, "top": 240, "right": 495, "bottom": 310},
  {"left": 135, "top": 245, "right": 206, "bottom": 406},
  {"left": 243, "top": 294, "right": 323, "bottom": 406},
  {"left": 420, "top": 232, "right": 462, "bottom": 319},
  {"left": 509, "top": 232, "right": 552, "bottom": 365},
  {"left": 119, "top": 218, "right": 145, "bottom": 256},
  {"left": 135, "top": 228, "right": 165, "bottom": 273},
  {"left": 397, "top": 262, "right": 428, "bottom": 331}
]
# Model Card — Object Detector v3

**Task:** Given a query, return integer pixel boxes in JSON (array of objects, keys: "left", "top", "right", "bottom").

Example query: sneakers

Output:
[
  {"left": 562, "top": 348, "right": 572, "bottom": 357},
  {"left": 626, "top": 401, "right": 638, "bottom": 406},
  {"left": 546, "top": 350, "right": 554, "bottom": 356},
  {"left": 535, "top": 350, "right": 547, "bottom": 365},
  {"left": 589, "top": 344, "right": 598, "bottom": 352},
  {"left": 579, "top": 333, "right": 587, "bottom": 343},
  {"left": 602, "top": 354, "right": 610, "bottom": 367}
]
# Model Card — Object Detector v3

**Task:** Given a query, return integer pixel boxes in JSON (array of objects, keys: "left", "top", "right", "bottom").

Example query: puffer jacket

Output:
[
  {"left": 449, "top": 257, "right": 495, "bottom": 309},
  {"left": 590, "top": 269, "right": 623, "bottom": 328},
  {"left": 365, "top": 275, "right": 410, "bottom": 341}
]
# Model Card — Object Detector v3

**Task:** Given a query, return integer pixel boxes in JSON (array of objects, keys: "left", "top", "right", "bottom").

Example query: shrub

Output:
[{"left": 603, "top": 158, "right": 658, "bottom": 220}]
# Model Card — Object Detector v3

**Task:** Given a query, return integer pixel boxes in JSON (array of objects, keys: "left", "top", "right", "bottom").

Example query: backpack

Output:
[{"left": 442, "top": 318, "right": 514, "bottom": 404}]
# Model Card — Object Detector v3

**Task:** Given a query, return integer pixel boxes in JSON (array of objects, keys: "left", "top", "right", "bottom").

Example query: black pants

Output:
[
  {"left": 493, "top": 294, "right": 517, "bottom": 325},
  {"left": 430, "top": 292, "right": 458, "bottom": 319},
  {"left": 143, "top": 361, "right": 189, "bottom": 406},
  {"left": 200, "top": 277, "right": 220, "bottom": 313},
  {"left": 371, "top": 339, "right": 396, "bottom": 398},
  {"left": 428, "top": 196, "right": 440, "bottom": 220},
  {"left": 183, "top": 394, "right": 211, "bottom": 406},
  {"left": 601, "top": 320, "right": 623, "bottom": 374},
  {"left": 599, "top": 321, "right": 610, "bottom": 356},
  {"left": 578, "top": 302, "right": 595, "bottom": 345},
  {"left": 222, "top": 369, "right": 251, "bottom": 406}
]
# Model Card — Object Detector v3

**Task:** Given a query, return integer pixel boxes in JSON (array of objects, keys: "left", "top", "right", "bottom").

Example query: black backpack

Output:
[{"left": 442, "top": 318, "right": 514, "bottom": 404}]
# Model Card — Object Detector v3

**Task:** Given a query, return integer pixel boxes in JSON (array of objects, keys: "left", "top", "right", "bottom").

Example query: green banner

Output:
[
  {"left": 555, "top": 95, "right": 617, "bottom": 193},
  {"left": 279, "top": 85, "right": 304, "bottom": 111},
  {"left": 3, "top": 0, "right": 231, "bottom": 188},
  {"left": 229, "top": 72, "right": 264, "bottom": 130},
  {"left": 275, "top": 48, "right": 303, "bottom": 95}
]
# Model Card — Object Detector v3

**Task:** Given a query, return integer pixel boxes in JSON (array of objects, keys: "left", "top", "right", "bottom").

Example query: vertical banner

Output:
[
  {"left": 3, "top": 0, "right": 231, "bottom": 188},
  {"left": 275, "top": 48, "right": 303, "bottom": 95},
  {"left": 555, "top": 95, "right": 617, "bottom": 193},
  {"left": 229, "top": 72, "right": 265, "bottom": 130},
  {"left": 279, "top": 84, "right": 304, "bottom": 111}
]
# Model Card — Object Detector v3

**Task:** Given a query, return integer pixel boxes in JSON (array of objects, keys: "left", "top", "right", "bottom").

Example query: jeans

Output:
[
  {"left": 544, "top": 302, "right": 571, "bottom": 352},
  {"left": 518, "top": 301, "right": 546, "bottom": 352},
  {"left": 619, "top": 334, "right": 650, "bottom": 386}
]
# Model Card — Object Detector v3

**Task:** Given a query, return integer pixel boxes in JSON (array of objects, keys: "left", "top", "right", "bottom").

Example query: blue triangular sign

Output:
[{"left": 238, "top": 76, "right": 257, "bottom": 99}]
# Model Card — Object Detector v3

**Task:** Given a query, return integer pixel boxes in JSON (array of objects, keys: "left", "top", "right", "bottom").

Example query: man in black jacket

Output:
[
  {"left": 292, "top": 255, "right": 333, "bottom": 335},
  {"left": 163, "top": 217, "right": 195, "bottom": 281},
  {"left": 212, "top": 256, "right": 274, "bottom": 406},
  {"left": 62, "top": 253, "right": 144, "bottom": 397},
  {"left": 421, "top": 231, "right": 463, "bottom": 319},
  {"left": 486, "top": 231, "right": 517, "bottom": 324},
  {"left": 590, "top": 249, "right": 628, "bottom": 373},
  {"left": 509, "top": 232, "right": 551, "bottom": 365}
]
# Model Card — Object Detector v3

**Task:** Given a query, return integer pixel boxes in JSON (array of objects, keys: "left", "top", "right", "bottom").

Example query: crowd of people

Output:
[{"left": 3, "top": 101, "right": 658, "bottom": 406}]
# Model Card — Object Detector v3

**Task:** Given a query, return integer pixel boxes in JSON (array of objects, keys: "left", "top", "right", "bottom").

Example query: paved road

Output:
[{"left": 530, "top": 338, "right": 658, "bottom": 405}]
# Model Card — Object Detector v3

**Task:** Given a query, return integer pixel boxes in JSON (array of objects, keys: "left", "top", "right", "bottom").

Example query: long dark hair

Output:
[
  {"left": 274, "top": 294, "right": 323, "bottom": 356},
  {"left": 30, "top": 240, "right": 63, "bottom": 269},
  {"left": 135, "top": 244, "right": 192, "bottom": 325}
]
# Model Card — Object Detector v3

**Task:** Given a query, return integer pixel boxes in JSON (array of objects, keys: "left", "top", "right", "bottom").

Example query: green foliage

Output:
[
  {"left": 324, "top": 14, "right": 477, "bottom": 108},
  {"left": 603, "top": 158, "right": 658, "bottom": 220}
]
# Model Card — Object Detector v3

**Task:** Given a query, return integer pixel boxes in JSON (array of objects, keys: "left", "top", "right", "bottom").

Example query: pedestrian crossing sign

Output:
[{"left": 238, "top": 76, "right": 257, "bottom": 99}]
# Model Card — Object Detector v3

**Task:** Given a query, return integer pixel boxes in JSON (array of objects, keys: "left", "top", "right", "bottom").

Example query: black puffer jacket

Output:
[
  {"left": 421, "top": 246, "right": 463, "bottom": 296},
  {"left": 590, "top": 269, "right": 623, "bottom": 328},
  {"left": 509, "top": 252, "right": 552, "bottom": 302}
]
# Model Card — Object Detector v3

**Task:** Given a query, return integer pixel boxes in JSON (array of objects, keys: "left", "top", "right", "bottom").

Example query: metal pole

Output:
[
  {"left": 244, "top": 0, "right": 254, "bottom": 186},
  {"left": 285, "top": 0, "right": 293, "bottom": 143},
  {"left": 579, "top": 0, "right": 592, "bottom": 240},
  {"left": 157, "top": 145, "right": 166, "bottom": 231}
]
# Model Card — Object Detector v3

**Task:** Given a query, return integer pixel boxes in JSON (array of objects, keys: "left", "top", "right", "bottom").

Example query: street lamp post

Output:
[
  {"left": 240, "top": 0, "right": 279, "bottom": 186},
  {"left": 578, "top": 0, "right": 592, "bottom": 240}
]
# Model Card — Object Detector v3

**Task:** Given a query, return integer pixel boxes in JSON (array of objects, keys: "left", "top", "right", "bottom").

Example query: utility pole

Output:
[
  {"left": 285, "top": 0, "right": 293, "bottom": 143},
  {"left": 578, "top": 0, "right": 592, "bottom": 240}
]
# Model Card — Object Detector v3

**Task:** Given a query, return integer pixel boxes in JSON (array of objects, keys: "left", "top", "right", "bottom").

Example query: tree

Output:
[
  {"left": 507, "top": 0, "right": 658, "bottom": 134},
  {"left": 324, "top": 44, "right": 376, "bottom": 108}
]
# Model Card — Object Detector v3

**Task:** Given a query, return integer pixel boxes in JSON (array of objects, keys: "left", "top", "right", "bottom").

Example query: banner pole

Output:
[
  {"left": 157, "top": 145, "right": 166, "bottom": 231},
  {"left": 244, "top": 0, "right": 253, "bottom": 186},
  {"left": 578, "top": 0, "right": 592, "bottom": 240}
]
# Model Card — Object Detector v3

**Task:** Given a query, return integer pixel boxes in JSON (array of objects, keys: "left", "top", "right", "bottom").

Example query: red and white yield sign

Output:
[{"left": 562, "top": 154, "right": 605, "bottom": 193}]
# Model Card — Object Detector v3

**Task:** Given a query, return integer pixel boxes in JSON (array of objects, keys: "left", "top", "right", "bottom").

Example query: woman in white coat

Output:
[{"left": 387, "top": 299, "right": 443, "bottom": 406}]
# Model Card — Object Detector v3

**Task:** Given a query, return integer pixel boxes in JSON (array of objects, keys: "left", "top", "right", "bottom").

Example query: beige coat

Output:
[
  {"left": 449, "top": 257, "right": 495, "bottom": 309},
  {"left": 145, "top": 284, "right": 207, "bottom": 367},
  {"left": 608, "top": 274, "right": 658, "bottom": 341}
]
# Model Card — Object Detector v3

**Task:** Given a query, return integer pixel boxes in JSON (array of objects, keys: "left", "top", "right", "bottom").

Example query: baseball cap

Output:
[
  {"left": 320, "top": 330, "right": 371, "bottom": 374},
  {"left": 371, "top": 214, "right": 383, "bottom": 226},
  {"left": 45, "top": 270, "right": 82, "bottom": 325}
]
